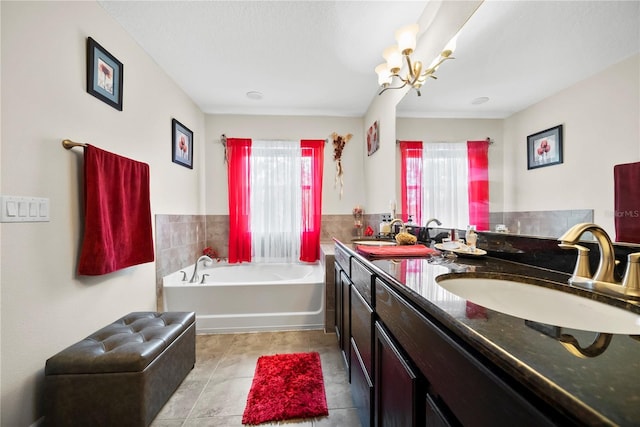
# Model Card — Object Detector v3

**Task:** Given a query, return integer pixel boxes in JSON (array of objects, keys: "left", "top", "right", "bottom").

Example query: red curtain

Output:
[
  {"left": 467, "top": 140, "right": 489, "bottom": 231},
  {"left": 226, "top": 138, "right": 252, "bottom": 263},
  {"left": 300, "top": 140, "right": 325, "bottom": 262},
  {"left": 399, "top": 141, "right": 423, "bottom": 224}
]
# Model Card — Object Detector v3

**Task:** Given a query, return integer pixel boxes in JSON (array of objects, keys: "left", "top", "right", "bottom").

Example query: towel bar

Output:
[{"left": 62, "top": 139, "right": 88, "bottom": 149}]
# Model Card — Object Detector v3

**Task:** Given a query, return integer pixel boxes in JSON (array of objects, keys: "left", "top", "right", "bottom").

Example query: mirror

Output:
[{"left": 395, "top": 1, "right": 640, "bottom": 243}]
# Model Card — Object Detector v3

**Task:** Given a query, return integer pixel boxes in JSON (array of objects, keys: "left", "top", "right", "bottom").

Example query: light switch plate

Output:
[{"left": 1, "top": 195, "right": 50, "bottom": 222}]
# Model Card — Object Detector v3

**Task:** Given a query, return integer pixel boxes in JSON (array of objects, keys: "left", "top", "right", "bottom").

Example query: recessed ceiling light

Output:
[
  {"left": 246, "top": 91, "right": 263, "bottom": 100},
  {"left": 471, "top": 96, "right": 490, "bottom": 105}
]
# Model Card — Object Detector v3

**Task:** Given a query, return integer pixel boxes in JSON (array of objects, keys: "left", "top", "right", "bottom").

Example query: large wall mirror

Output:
[{"left": 395, "top": 1, "right": 640, "bottom": 243}]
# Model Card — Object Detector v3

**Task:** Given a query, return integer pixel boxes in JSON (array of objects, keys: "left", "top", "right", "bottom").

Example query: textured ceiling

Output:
[{"left": 99, "top": 1, "right": 640, "bottom": 118}]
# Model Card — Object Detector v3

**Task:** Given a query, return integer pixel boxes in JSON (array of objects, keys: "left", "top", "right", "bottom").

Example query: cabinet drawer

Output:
[
  {"left": 351, "top": 286, "right": 373, "bottom": 379},
  {"left": 375, "top": 279, "right": 555, "bottom": 426},
  {"left": 335, "top": 244, "right": 351, "bottom": 274},
  {"left": 351, "top": 258, "right": 374, "bottom": 307}
]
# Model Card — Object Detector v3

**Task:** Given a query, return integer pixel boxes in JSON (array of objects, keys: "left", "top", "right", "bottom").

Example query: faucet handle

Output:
[
  {"left": 558, "top": 243, "right": 591, "bottom": 278},
  {"left": 621, "top": 252, "right": 640, "bottom": 290}
]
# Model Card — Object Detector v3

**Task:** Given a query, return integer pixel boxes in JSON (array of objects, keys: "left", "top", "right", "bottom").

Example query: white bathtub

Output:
[{"left": 163, "top": 262, "right": 325, "bottom": 334}]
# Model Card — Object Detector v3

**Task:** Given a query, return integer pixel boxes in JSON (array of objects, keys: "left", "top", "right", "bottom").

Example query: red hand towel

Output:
[
  {"left": 78, "top": 145, "right": 154, "bottom": 275},
  {"left": 356, "top": 244, "right": 438, "bottom": 258},
  {"left": 614, "top": 161, "right": 640, "bottom": 243}
]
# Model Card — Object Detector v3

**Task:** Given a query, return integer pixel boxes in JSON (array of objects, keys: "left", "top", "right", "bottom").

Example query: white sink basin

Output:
[
  {"left": 352, "top": 240, "right": 397, "bottom": 246},
  {"left": 436, "top": 276, "right": 640, "bottom": 334}
]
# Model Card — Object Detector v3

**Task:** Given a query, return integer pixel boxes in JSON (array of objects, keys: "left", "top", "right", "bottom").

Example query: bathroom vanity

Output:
[{"left": 333, "top": 240, "right": 640, "bottom": 426}]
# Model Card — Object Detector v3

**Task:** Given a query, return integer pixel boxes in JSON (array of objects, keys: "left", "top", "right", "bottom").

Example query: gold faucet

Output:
[
  {"left": 558, "top": 223, "right": 640, "bottom": 299},
  {"left": 622, "top": 252, "right": 640, "bottom": 290},
  {"left": 558, "top": 223, "right": 616, "bottom": 283},
  {"left": 388, "top": 218, "right": 406, "bottom": 235}
]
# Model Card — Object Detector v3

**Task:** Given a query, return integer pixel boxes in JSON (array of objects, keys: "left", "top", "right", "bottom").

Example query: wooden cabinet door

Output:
[
  {"left": 340, "top": 270, "right": 351, "bottom": 373},
  {"left": 351, "top": 338, "right": 373, "bottom": 427},
  {"left": 374, "top": 321, "right": 422, "bottom": 427},
  {"left": 334, "top": 262, "right": 342, "bottom": 344},
  {"left": 425, "top": 394, "right": 453, "bottom": 427}
]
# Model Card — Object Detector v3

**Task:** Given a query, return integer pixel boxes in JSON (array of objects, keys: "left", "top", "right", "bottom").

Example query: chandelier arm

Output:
[
  {"left": 378, "top": 80, "right": 409, "bottom": 95},
  {"left": 420, "top": 55, "right": 454, "bottom": 79},
  {"left": 404, "top": 55, "right": 417, "bottom": 80}
]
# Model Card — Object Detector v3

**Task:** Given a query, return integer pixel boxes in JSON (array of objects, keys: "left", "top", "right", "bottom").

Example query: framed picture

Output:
[
  {"left": 172, "top": 119, "right": 193, "bottom": 169},
  {"left": 367, "top": 120, "right": 380, "bottom": 156},
  {"left": 527, "top": 125, "right": 563, "bottom": 169},
  {"left": 86, "top": 37, "right": 123, "bottom": 111}
]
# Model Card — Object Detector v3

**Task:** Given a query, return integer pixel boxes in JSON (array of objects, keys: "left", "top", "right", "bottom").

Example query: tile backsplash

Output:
[{"left": 489, "top": 209, "right": 593, "bottom": 238}]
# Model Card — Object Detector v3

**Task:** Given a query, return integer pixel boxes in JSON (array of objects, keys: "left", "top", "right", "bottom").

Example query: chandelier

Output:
[{"left": 375, "top": 24, "right": 456, "bottom": 96}]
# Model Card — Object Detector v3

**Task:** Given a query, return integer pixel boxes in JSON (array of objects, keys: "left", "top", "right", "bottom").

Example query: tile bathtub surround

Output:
[
  {"left": 155, "top": 215, "right": 208, "bottom": 311},
  {"left": 150, "top": 330, "right": 358, "bottom": 427},
  {"left": 204, "top": 215, "right": 230, "bottom": 260},
  {"left": 320, "top": 244, "right": 336, "bottom": 332},
  {"left": 320, "top": 214, "right": 366, "bottom": 243},
  {"left": 155, "top": 214, "right": 358, "bottom": 312}
]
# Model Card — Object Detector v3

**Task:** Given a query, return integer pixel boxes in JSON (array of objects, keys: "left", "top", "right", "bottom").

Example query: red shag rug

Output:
[{"left": 242, "top": 352, "right": 329, "bottom": 425}]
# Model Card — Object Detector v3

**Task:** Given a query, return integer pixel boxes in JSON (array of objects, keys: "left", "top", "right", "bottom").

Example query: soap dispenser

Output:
[
  {"left": 379, "top": 215, "right": 387, "bottom": 236},
  {"left": 465, "top": 225, "right": 477, "bottom": 251},
  {"left": 406, "top": 215, "right": 414, "bottom": 234}
]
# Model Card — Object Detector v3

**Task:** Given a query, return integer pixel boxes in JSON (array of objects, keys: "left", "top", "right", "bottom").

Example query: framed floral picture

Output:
[
  {"left": 367, "top": 120, "right": 380, "bottom": 156},
  {"left": 172, "top": 119, "right": 193, "bottom": 169},
  {"left": 527, "top": 125, "right": 563, "bottom": 169},
  {"left": 86, "top": 37, "right": 123, "bottom": 111}
]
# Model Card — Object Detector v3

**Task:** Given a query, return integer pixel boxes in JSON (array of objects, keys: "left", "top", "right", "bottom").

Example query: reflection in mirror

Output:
[
  {"left": 525, "top": 319, "right": 613, "bottom": 359},
  {"left": 395, "top": 1, "right": 640, "bottom": 242}
]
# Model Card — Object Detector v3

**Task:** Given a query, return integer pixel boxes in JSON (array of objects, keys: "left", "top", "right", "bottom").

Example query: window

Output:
[
  {"left": 400, "top": 140, "right": 489, "bottom": 231},
  {"left": 226, "top": 138, "right": 324, "bottom": 263}
]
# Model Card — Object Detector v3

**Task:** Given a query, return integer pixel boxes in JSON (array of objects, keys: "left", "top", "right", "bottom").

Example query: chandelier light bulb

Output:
[
  {"left": 383, "top": 45, "right": 403, "bottom": 73},
  {"left": 375, "top": 63, "right": 392, "bottom": 86},
  {"left": 395, "top": 24, "right": 419, "bottom": 55}
]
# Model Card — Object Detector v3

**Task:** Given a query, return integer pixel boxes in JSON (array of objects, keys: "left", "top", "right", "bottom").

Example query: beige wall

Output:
[
  {"left": 503, "top": 54, "right": 640, "bottom": 237},
  {"left": 0, "top": 2, "right": 205, "bottom": 425}
]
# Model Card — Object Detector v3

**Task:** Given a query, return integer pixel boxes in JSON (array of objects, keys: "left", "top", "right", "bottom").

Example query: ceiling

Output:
[{"left": 99, "top": 1, "right": 640, "bottom": 119}]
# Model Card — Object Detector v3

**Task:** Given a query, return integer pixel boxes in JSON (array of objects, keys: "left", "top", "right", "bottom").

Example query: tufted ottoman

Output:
[{"left": 44, "top": 311, "right": 195, "bottom": 427}]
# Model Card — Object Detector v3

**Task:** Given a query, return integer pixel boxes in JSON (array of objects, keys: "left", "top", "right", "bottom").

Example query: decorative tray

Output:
[{"left": 434, "top": 243, "right": 487, "bottom": 257}]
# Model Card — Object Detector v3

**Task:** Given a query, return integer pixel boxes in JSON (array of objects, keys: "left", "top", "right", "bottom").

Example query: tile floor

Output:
[{"left": 151, "top": 330, "right": 361, "bottom": 427}]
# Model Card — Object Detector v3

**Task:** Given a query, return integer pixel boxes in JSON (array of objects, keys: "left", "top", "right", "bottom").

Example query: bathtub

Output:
[{"left": 163, "top": 261, "right": 325, "bottom": 334}]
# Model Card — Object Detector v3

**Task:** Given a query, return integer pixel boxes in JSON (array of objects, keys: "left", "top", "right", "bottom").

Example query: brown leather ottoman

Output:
[{"left": 44, "top": 311, "right": 196, "bottom": 427}]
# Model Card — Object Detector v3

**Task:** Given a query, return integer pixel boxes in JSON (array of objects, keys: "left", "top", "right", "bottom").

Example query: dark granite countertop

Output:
[{"left": 339, "top": 241, "right": 640, "bottom": 426}]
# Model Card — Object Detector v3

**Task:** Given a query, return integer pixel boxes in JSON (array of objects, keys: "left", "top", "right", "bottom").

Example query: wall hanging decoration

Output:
[
  {"left": 367, "top": 120, "right": 380, "bottom": 156},
  {"left": 332, "top": 132, "right": 352, "bottom": 198},
  {"left": 172, "top": 118, "right": 193, "bottom": 169},
  {"left": 527, "top": 125, "right": 563, "bottom": 169},
  {"left": 353, "top": 205, "right": 364, "bottom": 238},
  {"left": 86, "top": 37, "right": 123, "bottom": 111}
]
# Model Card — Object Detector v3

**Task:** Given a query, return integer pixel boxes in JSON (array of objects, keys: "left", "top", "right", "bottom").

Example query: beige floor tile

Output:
[
  {"left": 190, "top": 376, "right": 254, "bottom": 418},
  {"left": 154, "top": 330, "right": 359, "bottom": 427},
  {"left": 155, "top": 378, "right": 208, "bottom": 420},
  {"left": 314, "top": 408, "right": 360, "bottom": 426}
]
